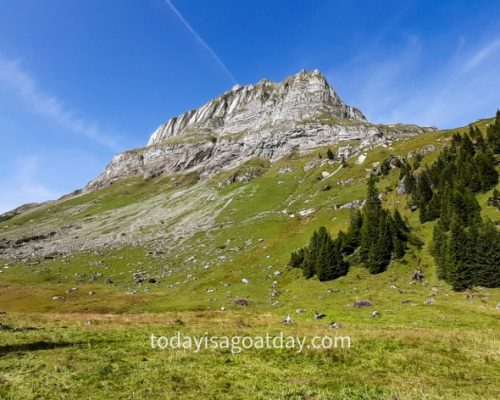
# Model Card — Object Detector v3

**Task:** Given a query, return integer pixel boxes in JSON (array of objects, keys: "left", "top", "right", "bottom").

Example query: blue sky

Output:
[{"left": 1, "top": 0, "right": 499, "bottom": 212}]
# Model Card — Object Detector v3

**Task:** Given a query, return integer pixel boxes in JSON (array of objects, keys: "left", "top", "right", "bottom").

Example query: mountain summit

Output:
[
  {"left": 86, "top": 70, "right": 433, "bottom": 191},
  {"left": 147, "top": 69, "right": 366, "bottom": 146}
]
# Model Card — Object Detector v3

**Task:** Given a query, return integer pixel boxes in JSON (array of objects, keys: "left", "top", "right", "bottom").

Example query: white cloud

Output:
[
  {"left": 0, "top": 55, "right": 122, "bottom": 151},
  {"left": 462, "top": 37, "right": 500, "bottom": 72},
  {"left": 330, "top": 34, "right": 500, "bottom": 128},
  {"left": 163, "top": 0, "right": 237, "bottom": 85}
]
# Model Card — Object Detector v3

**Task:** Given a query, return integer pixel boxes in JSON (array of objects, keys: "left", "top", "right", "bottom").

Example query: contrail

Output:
[{"left": 163, "top": 0, "right": 237, "bottom": 84}]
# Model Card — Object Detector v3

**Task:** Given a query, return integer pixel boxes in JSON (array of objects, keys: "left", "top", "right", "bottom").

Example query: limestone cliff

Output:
[{"left": 85, "top": 70, "right": 434, "bottom": 191}]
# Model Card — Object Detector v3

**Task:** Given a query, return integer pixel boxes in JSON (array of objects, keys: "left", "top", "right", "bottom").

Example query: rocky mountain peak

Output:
[
  {"left": 85, "top": 70, "right": 434, "bottom": 192},
  {"left": 147, "top": 70, "right": 366, "bottom": 146}
]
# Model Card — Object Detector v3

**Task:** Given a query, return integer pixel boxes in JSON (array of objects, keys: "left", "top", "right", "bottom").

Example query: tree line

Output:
[
  {"left": 290, "top": 111, "right": 500, "bottom": 288},
  {"left": 290, "top": 176, "right": 410, "bottom": 281},
  {"left": 402, "top": 111, "right": 500, "bottom": 290}
]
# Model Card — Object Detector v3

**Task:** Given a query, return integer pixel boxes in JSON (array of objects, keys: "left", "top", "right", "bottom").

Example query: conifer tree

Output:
[
  {"left": 340, "top": 210, "right": 363, "bottom": 254},
  {"left": 414, "top": 170, "right": 434, "bottom": 223},
  {"left": 358, "top": 177, "right": 411, "bottom": 273},
  {"left": 474, "top": 220, "right": 500, "bottom": 288},
  {"left": 432, "top": 220, "right": 449, "bottom": 280},
  {"left": 366, "top": 211, "right": 393, "bottom": 274},
  {"left": 475, "top": 150, "right": 498, "bottom": 191},
  {"left": 391, "top": 209, "right": 408, "bottom": 259},
  {"left": 461, "top": 133, "right": 475, "bottom": 156},
  {"left": 297, "top": 227, "right": 350, "bottom": 281},
  {"left": 486, "top": 110, "right": 500, "bottom": 153},
  {"left": 360, "top": 176, "right": 382, "bottom": 263},
  {"left": 316, "top": 228, "right": 348, "bottom": 281},
  {"left": 289, "top": 248, "right": 305, "bottom": 269},
  {"left": 448, "top": 217, "right": 472, "bottom": 291},
  {"left": 302, "top": 230, "right": 319, "bottom": 278}
]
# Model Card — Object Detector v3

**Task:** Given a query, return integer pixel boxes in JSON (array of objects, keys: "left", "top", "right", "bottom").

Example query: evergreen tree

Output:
[
  {"left": 340, "top": 210, "right": 363, "bottom": 254},
  {"left": 448, "top": 217, "right": 472, "bottom": 291},
  {"left": 326, "top": 148, "right": 335, "bottom": 160},
  {"left": 359, "top": 177, "right": 410, "bottom": 273},
  {"left": 474, "top": 127, "right": 486, "bottom": 151},
  {"left": 475, "top": 150, "right": 499, "bottom": 191},
  {"left": 474, "top": 220, "right": 500, "bottom": 287},
  {"left": 414, "top": 170, "right": 434, "bottom": 223},
  {"left": 316, "top": 229, "right": 348, "bottom": 281},
  {"left": 486, "top": 110, "right": 500, "bottom": 154},
  {"left": 451, "top": 132, "right": 463, "bottom": 148},
  {"left": 360, "top": 176, "right": 382, "bottom": 263},
  {"left": 491, "top": 189, "right": 500, "bottom": 210},
  {"left": 289, "top": 248, "right": 305, "bottom": 269},
  {"left": 450, "top": 186, "right": 481, "bottom": 227},
  {"left": 366, "top": 211, "right": 393, "bottom": 274},
  {"left": 432, "top": 220, "right": 449, "bottom": 280},
  {"left": 461, "top": 133, "right": 475, "bottom": 156},
  {"left": 298, "top": 227, "right": 349, "bottom": 281},
  {"left": 391, "top": 209, "right": 408, "bottom": 259},
  {"left": 302, "top": 231, "right": 320, "bottom": 278}
]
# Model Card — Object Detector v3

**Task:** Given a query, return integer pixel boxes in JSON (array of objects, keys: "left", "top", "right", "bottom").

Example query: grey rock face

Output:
[
  {"left": 85, "top": 70, "right": 435, "bottom": 191},
  {"left": 148, "top": 69, "right": 366, "bottom": 145}
]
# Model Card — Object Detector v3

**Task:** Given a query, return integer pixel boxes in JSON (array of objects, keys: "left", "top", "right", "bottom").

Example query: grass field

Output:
[{"left": 0, "top": 310, "right": 499, "bottom": 399}]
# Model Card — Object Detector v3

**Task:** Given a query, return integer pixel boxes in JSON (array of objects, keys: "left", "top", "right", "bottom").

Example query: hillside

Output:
[{"left": 0, "top": 114, "right": 498, "bottom": 314}]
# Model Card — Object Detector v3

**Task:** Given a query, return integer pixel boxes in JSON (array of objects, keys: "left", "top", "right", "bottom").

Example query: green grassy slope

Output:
[{"left": 0, "top": 118, "right": 498, "bottom": 315}]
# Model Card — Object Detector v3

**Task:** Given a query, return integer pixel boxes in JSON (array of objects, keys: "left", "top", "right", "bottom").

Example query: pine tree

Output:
[
  {"left": 492, "top": 189, "right": 500, "bottom": 210},
  {"left": 340, "top": 210, "right": 363, "bottom": 254},
  {"left": 360, "top": 177, "right": 410, "bottom": 273},
  {"left": 289, "top": 248, "right": 305, "bottom": 269},
  {"left": 299, "top": 227, "right": 349, "bottom": 281},
  {"left": 451, "top": 186, "right": 481, "bottom": 227},
  {"left": 474, "top": 220, "right": 500, "bottom": 287},
  {"left": 392, "top": 232, "right": 406, "bottom": 260},
  {"left": 432, "top": 220, "right": 449, "bottom": 280},
  {"left": 461, "top": 133, "right": 475, "bottom": 156},
  {"left": 486, "top": 110, "right": 500, "bottom": 154},
  {"left": 414, "top": 170, "right": 434, "bottom": 223},
  {"left": 403, "top": 171, "right": 416, "bottom": 195},
  {"left": 451, "top": 132, "right": 462, "bottom": 148},
  {"left": 360, "top": 176, "right": 382, "bottom": 263},
  {"left": 314, "top": 227, "right": 331, "bottom": 280},
  {"left": 302, "top": 231, "right": 320, "bottom": 278},
  {"left": 408, "top": 111, "right": 500, "bottom": 290},
  {"left": 475, "top": 150, "right": 499, "bottom": 191},
  {"left": 391, "top": 209, "right": 408, "bottom": 259},
  {"left": 316, "top": 229, "right": 348, "bottom": 281},
  {"left": 326, "top": 148, "right": 335, "bottom": 160},
  {"left": 474, "top": 127, "right": 486, "bottom": 151},
  {"left": 448, "top": 217, "right": 471, "bottom": 291},
  {"left": 366, "top": 211, "right": 393, "bottom": 274}
]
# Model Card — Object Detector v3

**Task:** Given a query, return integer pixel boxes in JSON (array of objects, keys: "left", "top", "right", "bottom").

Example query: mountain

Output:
[
  {"left": 148, "top": 69, "right": 366, "bottom": 145},
  {"left": 1, "top": 71, "right": 498, "bottom": 314},
  {"left": 85, "top": 70, "right": 434, "bottom": 191},
  {"left": 0, "top": 70, "right": 442, "bottom": 262}
]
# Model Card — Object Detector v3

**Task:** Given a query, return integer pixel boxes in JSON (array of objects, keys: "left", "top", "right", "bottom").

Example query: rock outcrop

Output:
[
  {"left": 85, "top": 70, "right": 435, "bottom": 191},
  {"left": 148, "top": 69, "right": 365, "bottom": 145}
]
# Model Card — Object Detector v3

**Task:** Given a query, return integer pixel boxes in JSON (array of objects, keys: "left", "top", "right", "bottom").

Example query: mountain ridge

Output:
[
  {"left": 147, "top": 69, "right": 366, "bottom": 145},
  {"left": 85, "top": 70, "right": 435, "bottom": 192}
]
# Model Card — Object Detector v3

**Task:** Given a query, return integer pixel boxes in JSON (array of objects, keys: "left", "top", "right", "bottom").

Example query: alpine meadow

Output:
[{"left": 1, "top": 1, "right": 499, "bottom": 399}]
